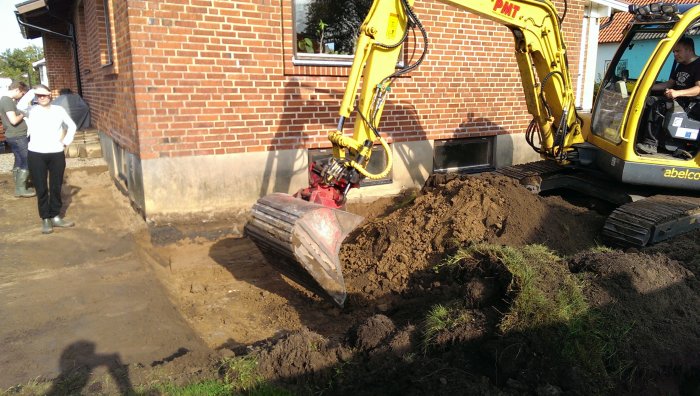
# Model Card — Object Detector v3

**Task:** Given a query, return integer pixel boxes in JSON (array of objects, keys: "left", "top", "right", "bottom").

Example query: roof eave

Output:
[
  {"left": 15, "top": 0, "right": 74, "bottom": 40},
  {"left": 15, "top": 0, "right": 49, "bottom": 39},
  {"left": 594, "top": 0, "right": 630, "bottom": 12}
]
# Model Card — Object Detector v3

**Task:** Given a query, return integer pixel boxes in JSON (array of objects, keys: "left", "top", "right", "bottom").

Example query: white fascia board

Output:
[
  {"left": 15, "top": 0, "right": 47, "bottom": 15},
  {"left": 587, "top": 2, "right": 627, "bottom": 18},
  {"left": 592, "top": 0, "right": 629, "bottom": 13}
]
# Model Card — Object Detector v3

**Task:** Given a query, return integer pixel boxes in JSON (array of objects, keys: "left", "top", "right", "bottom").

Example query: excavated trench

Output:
[{"left": 144, "top": 171, "right": 700, "bottom": 395}]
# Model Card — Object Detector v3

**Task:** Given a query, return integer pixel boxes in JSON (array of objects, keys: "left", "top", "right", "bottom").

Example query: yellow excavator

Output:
[{"left": 246, "top": 0, "right": 700, "bottom": 306}]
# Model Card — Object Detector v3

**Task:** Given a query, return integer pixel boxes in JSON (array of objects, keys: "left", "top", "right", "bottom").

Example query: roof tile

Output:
[{"left": 599, "top": 0, "right": 700, "bottom": 43}]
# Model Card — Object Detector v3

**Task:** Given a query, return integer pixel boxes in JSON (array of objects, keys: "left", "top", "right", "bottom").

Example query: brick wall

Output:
[
  {"left": 121, "top": 0, "right": 584, "bottom": 161},
  {"left": 44, "top": 0, "right": 585, "bottom": 165},
  {"left": 75, "top": 0, "right": 139, "bottom": 154},
  {"left": 43, "top": 36, "right": 74, "bottom": 95}
]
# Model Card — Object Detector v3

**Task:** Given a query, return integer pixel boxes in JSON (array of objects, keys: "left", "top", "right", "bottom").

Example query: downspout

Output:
[
  {"left": 14, "top": 11, "right": 82, "bottom": 96},
  {"left": 576, "top": 8, "right": 590, "bottom": 110}
]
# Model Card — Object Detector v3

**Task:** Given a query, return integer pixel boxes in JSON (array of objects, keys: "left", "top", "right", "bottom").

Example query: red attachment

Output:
[
  {"left": 294, "top": 162, "right": 348, "bottom": 209},
  {"left": 295, "top": 185, "right": 344, "bottom": 209}
]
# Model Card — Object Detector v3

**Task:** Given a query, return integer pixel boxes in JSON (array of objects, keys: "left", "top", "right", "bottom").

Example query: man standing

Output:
[
  {"left": 638, "top": 36, "right": 700, "bottom": 155},
  {"left": 0, "top": 81, "right": 35, "bottom": 197}
]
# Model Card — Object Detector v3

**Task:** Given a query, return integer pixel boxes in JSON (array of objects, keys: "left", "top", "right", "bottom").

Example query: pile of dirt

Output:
[
  {"left": 234, "top": 172, "right": 700, "bottom": 395},
  {"left": 569, "top": 251, "right": 700, "bottom": 379},
  {"left": 340, "top": 173, "right": 604, "bottom": 304}
]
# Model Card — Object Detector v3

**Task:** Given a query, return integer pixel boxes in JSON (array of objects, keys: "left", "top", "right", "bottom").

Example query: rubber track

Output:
[
  {"left": 496, "top": 162, "right": 700, "bottom": 248},
  {"left": 602, "top": 195, "right": 700, "bottom": 247},
  {"left": 495, "top": 160, "right": 563, "bottom": 180}
]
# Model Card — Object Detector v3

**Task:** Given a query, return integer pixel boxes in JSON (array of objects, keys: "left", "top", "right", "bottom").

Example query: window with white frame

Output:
[
  {"left": 97, "top": 0, "right": 113, "bottom": 67},
  {"left": 293, "top": 0, "right": 372, "bottom": 65}
]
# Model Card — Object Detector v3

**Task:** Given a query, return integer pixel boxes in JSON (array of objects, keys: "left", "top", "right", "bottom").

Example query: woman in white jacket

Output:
[{"left": 24, "top": 84, "right": 77, "bottom": 234}]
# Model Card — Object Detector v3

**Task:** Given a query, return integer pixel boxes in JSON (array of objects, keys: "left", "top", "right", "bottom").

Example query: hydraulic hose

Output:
[{"left": 328, "top": 131, "right": 393, "bottom": 180}]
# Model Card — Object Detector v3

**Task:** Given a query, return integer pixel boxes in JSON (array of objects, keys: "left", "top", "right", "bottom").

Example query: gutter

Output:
[{"left": 14, "top": 7, "right": 82, "bottom": 96}]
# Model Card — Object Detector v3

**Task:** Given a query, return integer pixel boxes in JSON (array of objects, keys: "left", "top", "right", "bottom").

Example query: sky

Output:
[{"left": 0, "top": 0, "right": 43, "bottom": 52}]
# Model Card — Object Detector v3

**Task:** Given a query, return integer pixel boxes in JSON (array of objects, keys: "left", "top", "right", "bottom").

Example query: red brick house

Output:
[{"left": 14, "top": 0, "right": 626, "bottom": 221}]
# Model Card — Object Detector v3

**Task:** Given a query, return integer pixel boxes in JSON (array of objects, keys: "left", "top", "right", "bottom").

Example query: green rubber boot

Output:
[{"left": 15, "top": 169, "right": 36, "bottom": 198}]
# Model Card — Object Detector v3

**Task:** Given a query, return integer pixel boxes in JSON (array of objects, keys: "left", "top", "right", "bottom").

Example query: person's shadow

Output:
[
  {"left": 45, "top": 340, "right": 134, "bottom": 396},
  {"left": 60, "top": 183, "right": 81, "bottom": 219}
]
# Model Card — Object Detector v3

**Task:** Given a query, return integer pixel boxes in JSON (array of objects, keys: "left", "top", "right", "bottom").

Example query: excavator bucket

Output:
[{"left": 244, "top": 193, "right": 364, "bottom": 307}]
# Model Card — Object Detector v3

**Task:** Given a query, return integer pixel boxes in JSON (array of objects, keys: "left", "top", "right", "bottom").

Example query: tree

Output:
[{"left": 0, "top": 45, "right": 44, "bottom": 86}]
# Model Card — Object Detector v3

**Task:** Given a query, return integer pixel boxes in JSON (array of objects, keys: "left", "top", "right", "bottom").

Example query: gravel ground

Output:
[{"left": 0, "top": 149, "right": 106, "bottom": 174}]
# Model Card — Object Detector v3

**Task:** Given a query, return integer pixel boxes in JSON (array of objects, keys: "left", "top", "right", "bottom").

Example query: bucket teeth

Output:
[{"left": 245, "top": 193, "right": 364, "bottom": 306}]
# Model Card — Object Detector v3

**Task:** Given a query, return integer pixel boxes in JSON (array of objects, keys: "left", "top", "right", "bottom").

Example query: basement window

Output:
[
  {"left": 433, "top": 137, "right": 494, "bottom": 173},
  {"left": 308, "top": 145, "right": 393, "bottom": 187}
]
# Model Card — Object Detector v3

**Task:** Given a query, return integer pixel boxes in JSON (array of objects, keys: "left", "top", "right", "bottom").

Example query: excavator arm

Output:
[
  {"left": 458, "top": 0, "right": 583, "bottom": 156},
  {"left": 247, "top": 0, "right": 584, "bottom": 306},
  {"left": 321, "top": 0, "right": 583, "bottom": 204}
]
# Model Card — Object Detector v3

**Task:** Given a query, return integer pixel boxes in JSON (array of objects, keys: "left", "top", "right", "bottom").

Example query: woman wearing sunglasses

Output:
[{"left": 23, "top": 84, "right": 77, "bottom": 234}]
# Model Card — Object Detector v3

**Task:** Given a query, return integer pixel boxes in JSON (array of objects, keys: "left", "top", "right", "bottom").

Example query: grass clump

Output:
[
  {"left": 439, "top": 243, "right": 633, "bottom": 392},
  {"left": 141, "top": 379, "right": 233, "bottom": 396},
  {"left": 422, "top": 302, "right": 472, "bottom": 353},
  {"left": 588, "top": 244, "right": 615, "bottom": 254},
  {"left": 134, "top": 355, "right": 291, "bottom": 396},
  {"left": 2, "top": 378, "right": 51, "bottom": 396},
  {"left": 389, "top": 189, "right": 418, "bottom": 211},
  {"left": 443, "top": 243, "right": 588, "bottom": 331},
  {"left": 220, "top": 355, "right": 263, "bottom": 393}
]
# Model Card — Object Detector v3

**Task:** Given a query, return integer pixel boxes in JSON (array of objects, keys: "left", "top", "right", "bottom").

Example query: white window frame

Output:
[
  {"left": 292, "top": 0, "right": 366, "bottom": 66},
  {"left": 100, "top": 0, "right": 114, "bottom": 67}
]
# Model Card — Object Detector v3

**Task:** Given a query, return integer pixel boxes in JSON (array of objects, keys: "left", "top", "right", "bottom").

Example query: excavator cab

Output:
[{"left": 591, "top": 3, "right": 700, "bottom": 162}]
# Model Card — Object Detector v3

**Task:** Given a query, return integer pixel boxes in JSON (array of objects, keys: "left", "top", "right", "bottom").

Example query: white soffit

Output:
[
  {"left": 593, "top": 0, "right": 629, "bottom": 12},
  {"left": 15, "top": 0, "right": 47, "bottom": 15}
]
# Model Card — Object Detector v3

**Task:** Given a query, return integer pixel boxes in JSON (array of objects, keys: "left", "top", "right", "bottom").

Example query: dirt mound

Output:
[
  {"left": 341, "top": 173, "right": 604, "bottom": 303},
  {"left": 248, "top": 314, "right": 506, "bottom": 396},
  {"left": 124, "top": 170, "right": 700, "bottom": 394},
  {"left": 254, "top": 328, "right": 350, "bottom": 382},
  {"left": 569, "top": 250, "right": 700, "bottom": 372},
  {"left": 239, "top": 172, "right": 700, "bottom": 395},
  {"left": 248, "top": 246, "right": 700, "bottom": 395}
]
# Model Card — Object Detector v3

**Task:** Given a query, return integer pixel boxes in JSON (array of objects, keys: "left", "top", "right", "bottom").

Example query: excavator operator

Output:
[{"left": 638, "top": 36, "right": 700, "bottom": 157}]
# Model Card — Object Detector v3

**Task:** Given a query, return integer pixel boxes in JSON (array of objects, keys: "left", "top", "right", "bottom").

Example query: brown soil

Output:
[
  {"left": 340, "top": 173, "right": 604, "bottom": 306},
  {"left": 141, "top": 171, "right": 700, "bottom": 395},
  {"left": 0, "top": 167, "right": 219, "bottom": 394},
  {"left": 4, "top": 166, "right": 700, "bottom": 395}
]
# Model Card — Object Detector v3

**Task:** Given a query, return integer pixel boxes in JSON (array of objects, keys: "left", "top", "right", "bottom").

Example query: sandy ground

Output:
[
  {"left": 0, "top": 163, "right": 216, "bottom": 391},
  {"left": 0, "top": 156, "right": 367, "bottom": 392}
]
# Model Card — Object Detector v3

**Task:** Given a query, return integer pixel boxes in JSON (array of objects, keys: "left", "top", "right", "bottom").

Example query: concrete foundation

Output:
[
  {"left": 495, "top": 133, "right": 541, "bottom": 168},
  {"left": 99, "top": 132, "right": 145, "bottom": 217},
  {"left": 98, "top": 132, "right": 540, "bottom": 221}
]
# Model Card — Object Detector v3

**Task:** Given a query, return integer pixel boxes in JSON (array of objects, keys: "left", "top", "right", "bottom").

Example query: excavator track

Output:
[
  {"left": 495, "top": 160, "right": 564, "bottom": 181},
  {"left": 602, "top": 195, "right": 700, "bottom": 248},
  {"left": 496, "top": 161, "right": 700, "bottom": 248}
]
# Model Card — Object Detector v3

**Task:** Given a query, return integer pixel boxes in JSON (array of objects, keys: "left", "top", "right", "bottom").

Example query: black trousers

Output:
[{"left": 28, "top": 151, "right": 66, "bottom": 219}]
